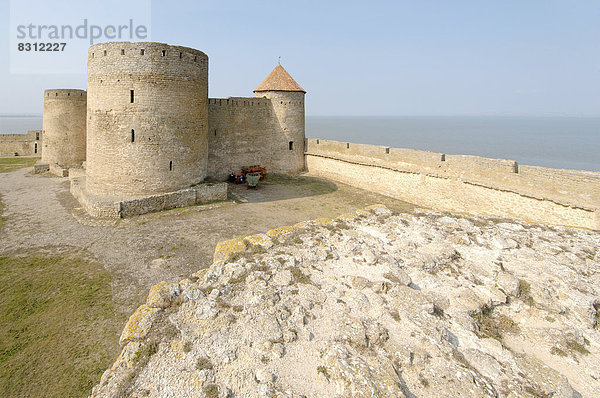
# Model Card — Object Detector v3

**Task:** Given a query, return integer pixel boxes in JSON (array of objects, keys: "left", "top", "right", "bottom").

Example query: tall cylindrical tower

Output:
[
  {"left": 86, "top": 42, "right": 208, "bottom": 198},
  {"left": 254, "top": 65, "right": 306, "bottom": 173},
  {"left": 42, "top": 89, "right": 87, "bottom": 169}
]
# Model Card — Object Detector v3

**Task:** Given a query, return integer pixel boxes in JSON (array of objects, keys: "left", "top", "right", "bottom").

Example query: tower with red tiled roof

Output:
[{"left": 254, "top": 64, "right": 306, "bottom": 173}]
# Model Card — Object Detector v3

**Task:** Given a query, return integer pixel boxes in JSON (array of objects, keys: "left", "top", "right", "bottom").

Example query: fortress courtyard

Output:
[{"left": 0, "top": 163, "right": 414, "bottom": 315}]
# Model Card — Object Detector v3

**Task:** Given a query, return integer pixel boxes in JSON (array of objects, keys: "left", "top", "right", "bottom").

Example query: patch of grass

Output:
[
  {"left": 196, "top": 357, "right": 213, "bottom": 371},
  {"left": 322, "top": 224, "right": 341, "bottom": 234},
  {"left": 249, "top": 244, "right": 266, "bottom": 254},
  {"left": 450, "top": 250, "right": 462, "bottom": 262},
  {"left": 251, "top": 264, "right": 270, "bottom": 273},
  {"left": 565, "top": 339, "right": 590, "bottom": 355},
  {"left": 497, "top": 314, "right": 520, "bottom": 334},
  {"left": 216, "top": 299, "right": 231, "bottom": 310},
  {"left": 545, "top": 316, "right": 556, "bottom": 323},
  {"left": 203, "top": 384, "right": 219, "bottom": 398},
  {"left": 0, "top": 252, "right": 125, "bottom": 398},
  {"left": 133, "top": 341, "right": 159, "bottom": 365},
  {"left": 183, "top": 341, "right": 193, "bottom": 353},
  {"left": 0, "top": 157, "right": 37, "bottom": 173},
  {"left": 551, "top": 347, "right": 568, "bottom": 357},
  {"left": 317, "top": 365, "right": 330, "bottom": 381},
  {"left": 0, "top": 193, "right": 5, "bottom": 228},
  {"left": 229, "top": 271, "right": 248, "bottom": 285},
  {"left": 518, "top": 279, "right": 534, "bottom": 306},
  {"left": 232, "top": 305, "right": 243, "bottom": 313},
  {"left": 390, "top": 310, "right": 401, "bottom": 322},
  {"left": 471, "top": 306, "right": 519, "bottom": 342},
  {"left": 289, "top": 266, "right": 311, "bottom": 284}
]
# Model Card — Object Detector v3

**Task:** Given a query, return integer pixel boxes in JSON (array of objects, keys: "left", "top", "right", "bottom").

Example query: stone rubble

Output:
[{"left": 92, "top": 205, "right": 600, "bottom": 398}]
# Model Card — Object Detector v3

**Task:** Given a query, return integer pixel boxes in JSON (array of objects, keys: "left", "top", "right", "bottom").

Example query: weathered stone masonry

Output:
[
  {"left": 86, "top": 42, "right": 209, "bottom": 198},
  {"left": 42, "top": 89, "right": 87, "bottom": 170},
  {"left": 305, "top": 139, "right": 600, "bottom": 230}
]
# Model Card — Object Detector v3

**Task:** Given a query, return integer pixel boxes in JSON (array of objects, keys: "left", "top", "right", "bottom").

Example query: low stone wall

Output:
[
  {"left": 33, "top": 161, "right": 50, "bottom": 174},
  {"left": 33, "top": 161, "right": 69, "bottom": 177},
  {"left": 70, "top": 177, "right": 121, "bottom": 218},
  {"left": 305, "top": 139, "right": 600, "bottom": 230},
  {"left": 70, "top": 177, "right": 227, "bottom": 219}
]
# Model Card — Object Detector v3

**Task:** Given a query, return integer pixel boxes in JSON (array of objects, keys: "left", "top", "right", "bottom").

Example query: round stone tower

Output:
[
  {"left": 86, "top": 42, "right": 208, "bottom": 198},
  {"left": 254, "top": 64, "right": 306, "bottom": 173},
  {"left": 42, "top": 89, "right": 87, "bottom": 169}
]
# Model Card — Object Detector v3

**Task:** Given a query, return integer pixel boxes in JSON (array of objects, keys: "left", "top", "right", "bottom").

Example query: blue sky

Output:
[{"left": 1, "top": 0, "right": 599, "bottom": 116}]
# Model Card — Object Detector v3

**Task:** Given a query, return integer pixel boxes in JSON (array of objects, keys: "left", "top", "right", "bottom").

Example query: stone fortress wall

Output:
[
  {"left": 0, "top": 130, "right": 42, "bottom": 157},
  {"left": 206, "top": 92, "right": 305, "bottom": 180},
  {"left": 305, "top": 139, "right": 600, "bottom": 230},
  {"left": 42, "top": 89, "right": 87, "bottom": 169},
  {"left": 86, "top": 42, "right": 209, "bottom": 199}
]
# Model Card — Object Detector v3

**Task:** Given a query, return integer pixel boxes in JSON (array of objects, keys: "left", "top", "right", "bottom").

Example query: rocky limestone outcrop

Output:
[{"left": 92, "top": 205, "right": 600, "bottom": 397}]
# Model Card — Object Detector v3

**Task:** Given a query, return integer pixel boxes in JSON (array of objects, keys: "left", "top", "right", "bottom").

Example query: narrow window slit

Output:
[
  {"left": 130, "top": 90, "right": 134, "bottom": 103},
  {"left": 169, "top": 161, "right": 173, "bottom": 171},
  {"left": 289, "top": 141, "right": 294, "bottom": 151},
  {"left": 131, "top": 129, "right": 135, "bottom": 142}
]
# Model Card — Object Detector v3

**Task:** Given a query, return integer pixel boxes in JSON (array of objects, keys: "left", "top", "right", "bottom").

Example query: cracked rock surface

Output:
[{"left": 93, "top": 207, "right": 600, "bottom": 398}]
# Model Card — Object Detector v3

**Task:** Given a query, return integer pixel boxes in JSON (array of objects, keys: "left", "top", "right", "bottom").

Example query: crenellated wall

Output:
[
  {"left": 207, "top": 95, "right": 304, "bottom": 180},
  {"left": 305, "top": 139, "right": 600, "bottom": 230},
  {"left": 0, "top": 130, "right": 42, "bottom": 157}
]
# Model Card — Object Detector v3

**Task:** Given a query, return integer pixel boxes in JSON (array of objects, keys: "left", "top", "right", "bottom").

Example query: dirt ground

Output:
[{"left": 0, "top": 168, "right": 416, "bottom": 315}]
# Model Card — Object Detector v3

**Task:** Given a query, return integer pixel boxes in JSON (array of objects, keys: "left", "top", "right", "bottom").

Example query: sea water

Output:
[
  {"left": 2, "top": 115, "right": 598, "bottom": 172},
  {"left": 307, "top": 116, "right": 600, "bottom": 172}
]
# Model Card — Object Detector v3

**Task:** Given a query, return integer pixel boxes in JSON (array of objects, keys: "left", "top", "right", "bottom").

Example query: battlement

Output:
[
  {"left": 306, "top": 139, "right": 518, "bottom": 178},
  {"left": 87, "top": 42, "right": 208, "bottom": 76},
  {"left": 306, "top": 139, "right": 600, "bottom": 230},
  {"left": 44, "top": 89, "right": 86, "bottom": 99},
  {"left": 208, "top": 97, "right": 304, "bottom": 107},
  {"left": 0, "top": 130, "right": 41, "bottom": 141},
  {"left": 208, "top": 97, "right": 270, "bottom": 107}
]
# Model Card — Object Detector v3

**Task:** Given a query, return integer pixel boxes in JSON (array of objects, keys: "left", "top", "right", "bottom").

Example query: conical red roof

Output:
[{"left": 254, "top": 64, "right": 306, "bottom": 93}]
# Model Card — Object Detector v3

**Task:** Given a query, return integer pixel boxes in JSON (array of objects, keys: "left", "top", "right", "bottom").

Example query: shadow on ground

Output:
[{"left": 227, "top": 174, "right": 338, "bottom": 203}]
